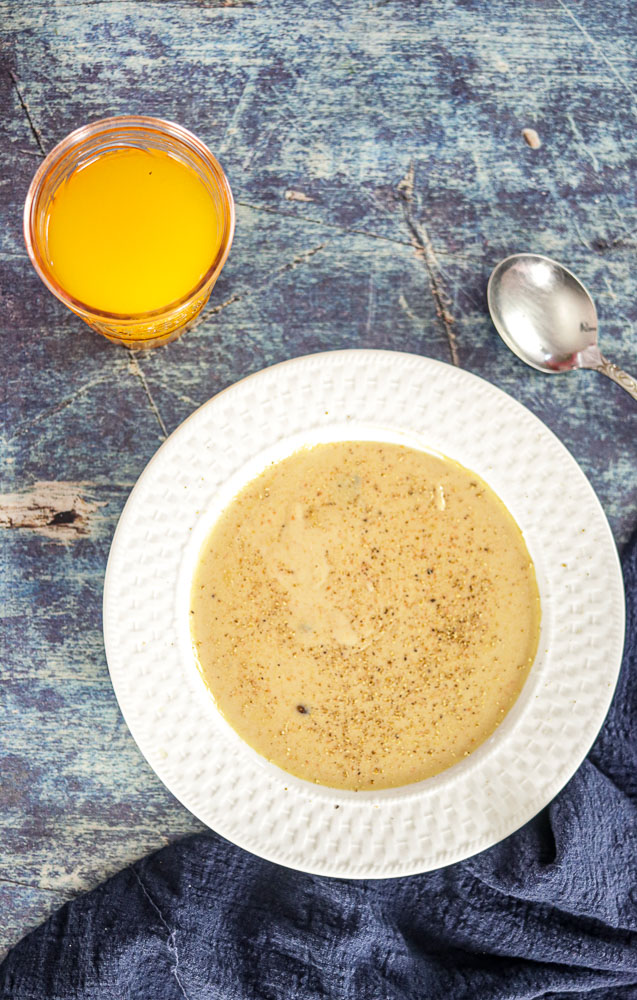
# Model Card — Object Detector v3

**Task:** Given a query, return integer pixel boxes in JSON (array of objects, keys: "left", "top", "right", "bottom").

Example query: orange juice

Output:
[{"left": 45, "top": 147, "right": 222, "bottom": 314}]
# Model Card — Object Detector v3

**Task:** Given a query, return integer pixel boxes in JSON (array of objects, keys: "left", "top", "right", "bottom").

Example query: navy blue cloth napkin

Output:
[{"left": 2, "top": 536, "right": 636, "bottom": 1000}]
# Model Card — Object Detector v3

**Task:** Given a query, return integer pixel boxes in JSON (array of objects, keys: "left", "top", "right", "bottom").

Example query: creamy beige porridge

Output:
[{"left": 190, "top": 442, "right": 540, "bottom": 790}]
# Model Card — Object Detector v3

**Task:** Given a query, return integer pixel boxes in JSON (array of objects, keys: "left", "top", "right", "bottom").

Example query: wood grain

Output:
[{"left": 1, "top": 0, "right": 635, "bottom": 957}]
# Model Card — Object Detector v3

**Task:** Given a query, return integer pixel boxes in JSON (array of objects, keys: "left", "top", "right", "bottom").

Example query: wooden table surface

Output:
[{"left": 1, "top": 0, "right": 635, "bottom": 958}]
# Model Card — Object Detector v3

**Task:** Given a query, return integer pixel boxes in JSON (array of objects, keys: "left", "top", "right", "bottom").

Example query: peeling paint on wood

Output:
[
  {"left": 0, "top": 482, "right": 103, "bottom": 541},
  {"left": 285, "top": 189, "right": 315, "bottom": 203}
]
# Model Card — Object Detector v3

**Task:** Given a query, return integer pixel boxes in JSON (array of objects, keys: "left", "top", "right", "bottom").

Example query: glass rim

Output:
[{"left": 23, "top": 115, "right": 236, "bottom": 322}]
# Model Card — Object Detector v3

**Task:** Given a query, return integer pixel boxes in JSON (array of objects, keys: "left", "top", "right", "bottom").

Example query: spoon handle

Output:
[{"left": 593, "top": 354, "right": 637, "bottom": 401}]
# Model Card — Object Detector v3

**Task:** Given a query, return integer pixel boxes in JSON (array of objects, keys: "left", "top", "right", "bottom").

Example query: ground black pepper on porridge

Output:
[{"left": 190, "top": 442, "right": 540, "bottom": 790}]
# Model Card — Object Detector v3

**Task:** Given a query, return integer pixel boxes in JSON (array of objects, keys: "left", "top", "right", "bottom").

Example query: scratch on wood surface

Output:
[
  {"left": 398, "top": 292, "right": 419, "bottom": 324},
  {"left": 150, "top": 381, "right": 204, "bottom": 410},
  {"left": 271, "top": 242, "right": 327, "bottom": 278},
  {"left": 0, "top": 482, "right": 103, "bottom": 541},
  {"left": 571, "top": 217, "right": 593, "bottom": 252},
  {"left": 236, "top": 200, "right": 413, "bottom": 249},
  {"left": 555, "top": 0, "right": 636, "bottom": 103},
  {"left": 0, "top": 876, "right": 64, "bottom": 895},
  {"left": 565, "top": 114, "right": 598, "bottom": 170},
  {"left": 218, "top": 67, "right": 259, "bottom": 156},
  {"left": 208, "top": 291, "right": 244, "bottom": 315},
  {"left": 209, "top": 242, "right": 328, "bottom": 317},
  {"left": 605, "top": 194, "right": 633, "bottom": 233},
  {"left": 127, "top": 353, "right": 169, "bottom": 439},
  {"left": 8, "top": 372, "right": 117, "bottom": 442},
  {"left": 602, "top": 276, "right": 618, "bottom": 300},
  {"left": 397, "top": 163, "right": 459, "bottom": 366},
  {"left": 7, "top": 70, "right": 46, "bottom": 157}
]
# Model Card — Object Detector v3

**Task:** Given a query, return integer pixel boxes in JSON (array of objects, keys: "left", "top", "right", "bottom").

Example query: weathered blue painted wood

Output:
[{"left": 1, "top": 0, "right": 635, "bottom": 958}]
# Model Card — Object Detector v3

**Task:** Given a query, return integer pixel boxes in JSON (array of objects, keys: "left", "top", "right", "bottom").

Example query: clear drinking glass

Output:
[{"left": 23, "top": 115, "right": 235, "bottom": 348}]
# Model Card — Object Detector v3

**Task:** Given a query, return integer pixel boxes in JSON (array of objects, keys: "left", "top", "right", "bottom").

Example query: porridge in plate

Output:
[{"left": 190, "top": 442, "right": 540, "bottom": 790}]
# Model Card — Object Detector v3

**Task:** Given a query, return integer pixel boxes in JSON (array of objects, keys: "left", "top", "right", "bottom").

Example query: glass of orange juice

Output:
[{"left": 24, "top": 115, "right": 235, "bottom": 348}]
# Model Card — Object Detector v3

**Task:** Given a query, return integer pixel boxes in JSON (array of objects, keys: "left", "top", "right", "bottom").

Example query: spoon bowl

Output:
[{"left": 487, "top": 253, "right": 637, "bottom": 398}]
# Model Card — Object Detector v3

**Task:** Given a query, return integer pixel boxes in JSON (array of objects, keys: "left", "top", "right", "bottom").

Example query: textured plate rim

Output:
[{"left": 103, "top": 349, "right": 625, "bottom": 878}]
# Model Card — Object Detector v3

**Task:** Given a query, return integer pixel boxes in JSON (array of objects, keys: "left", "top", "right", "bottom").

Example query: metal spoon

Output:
[{"left": 487, "top": 253, "right": 637, "bottom": 400}]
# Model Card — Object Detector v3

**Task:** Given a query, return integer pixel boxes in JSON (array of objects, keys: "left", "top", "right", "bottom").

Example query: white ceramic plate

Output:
[{"left": 103, "top": 350, "right": 625, "bottom": 878}]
